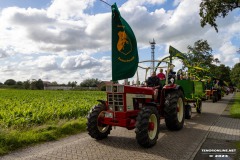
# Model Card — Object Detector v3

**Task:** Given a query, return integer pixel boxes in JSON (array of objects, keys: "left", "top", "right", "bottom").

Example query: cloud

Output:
[
  {"left": 0, "top": 0, "right": 239, "bottom": 83},
  {"left": 0, "top": 49, "right": 9, "bottom": 58},
  {"left": 47, "top": 0, "right": 95, "bottom": 20},
  {"left": 61, "top": 54, "right": 102, "bottom": 70}
]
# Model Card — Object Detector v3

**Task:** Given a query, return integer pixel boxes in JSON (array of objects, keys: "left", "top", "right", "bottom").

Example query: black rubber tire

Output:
[
  {"left": 212, "top": 95, "right": 215, "bottom": 103},
  {"left": 214, "top": 92, "right": 219, "bottom": 102},
  {"left": 218, "top": 92, "right": 221, "bottom": 100},
  {"left": 185, "top": 104, "right": 192, "bottom": 119},
  {"left": 164, "top": 90, "right": 185, "bottom": 131},
  {"left": 196, "top": 100, "right": 202, "bottom": 114},
  {"left": 212, "top": 92, "right": 217, "bottom": 103},
  {"left": 135, "top": 106, "right": 160, "bottom": 148},
  {"left": 87, "top": 104, "right": 112, "bottom": 140}
]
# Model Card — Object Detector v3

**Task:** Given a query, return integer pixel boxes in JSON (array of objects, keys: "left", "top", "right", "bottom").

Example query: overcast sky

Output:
[{"left": 0, "top": 0, "right": 239, "bottom": 84}]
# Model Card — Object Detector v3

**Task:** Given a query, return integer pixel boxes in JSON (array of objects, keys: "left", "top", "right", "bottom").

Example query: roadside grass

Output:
[
  {"left": 229, "top": 92, "right": 240, "bottom": 159},
  {"left": 230, "top": 92, "right": 240, "bottom": 118},
  {"left": 0, "top": 118, "right": 87, "bottom": 155},
  {"left": 236, "top": 142, "right": 240, "bottom": 160}
]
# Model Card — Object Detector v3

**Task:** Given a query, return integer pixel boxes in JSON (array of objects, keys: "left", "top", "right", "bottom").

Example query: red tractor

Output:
[{"left": 87, "top": 61, "right": 185, "bottom": 148}]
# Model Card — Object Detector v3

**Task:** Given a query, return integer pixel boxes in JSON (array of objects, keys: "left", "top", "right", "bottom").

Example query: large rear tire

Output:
[
  {"left": 87, "top": 104, "right": 112, "bottom": 140},
  {"left": 135, "top": 106, "right": 160, "bottom": 148},
  {"left": 164, "top": 90, "right": 185, "bottom": 130}
]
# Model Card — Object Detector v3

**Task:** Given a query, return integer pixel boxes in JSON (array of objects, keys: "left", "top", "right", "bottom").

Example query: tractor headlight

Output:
[{"left": 104, "top": 112, "right": 113, "bottom": 118}]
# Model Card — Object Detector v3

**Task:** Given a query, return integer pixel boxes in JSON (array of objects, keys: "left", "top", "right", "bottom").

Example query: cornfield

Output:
[{"left": 0, "top": 90, "right": 106, "bottom": 129}]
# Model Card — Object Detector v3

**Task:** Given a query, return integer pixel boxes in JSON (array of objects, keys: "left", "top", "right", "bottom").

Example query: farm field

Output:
[{"left": 0, "top": 89, "right": 106, "bottom": 155}]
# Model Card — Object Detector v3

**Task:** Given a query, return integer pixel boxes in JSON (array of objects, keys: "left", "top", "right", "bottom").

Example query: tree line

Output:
[{"left": 0, "top": 78, "right": 102, "bottom": 90}]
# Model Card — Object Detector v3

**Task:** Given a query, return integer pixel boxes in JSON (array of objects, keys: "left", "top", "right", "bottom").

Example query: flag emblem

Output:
[{"left": 117, "top": 30, "right": 132, "bottom": 55}]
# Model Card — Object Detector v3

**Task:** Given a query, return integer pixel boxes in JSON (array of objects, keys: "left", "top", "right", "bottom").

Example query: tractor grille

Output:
[{"left": 108, "top": 94, "right": 124, "bottom": 111}]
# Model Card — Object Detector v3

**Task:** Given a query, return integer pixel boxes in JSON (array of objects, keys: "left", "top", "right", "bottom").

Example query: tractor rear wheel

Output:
[
  {"left": 164, "top": 90, "right": 185, "bottom": 130},
  {"left": 135, "top": 106, "right": 160, "bottom": 148},
  {"left": 87, "top": 104, "right": 112, "bottom": 140}
]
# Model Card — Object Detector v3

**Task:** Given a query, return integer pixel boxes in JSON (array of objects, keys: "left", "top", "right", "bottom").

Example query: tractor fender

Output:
[{"left": 164, "top": 84, "right": 185, "bottom": 95}]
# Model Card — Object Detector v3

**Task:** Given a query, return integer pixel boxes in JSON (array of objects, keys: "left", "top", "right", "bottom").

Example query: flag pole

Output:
[{"left": 100, "top": 0, "right": 111, "bottom": 6}]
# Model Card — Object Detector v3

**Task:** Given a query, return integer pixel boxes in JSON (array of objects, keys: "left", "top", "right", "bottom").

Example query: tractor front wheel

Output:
[
  {"left": 87, "top": 104, "right": 112, "bottom": 140},
  {"left": 164, "top": 90, "right": 185, "bottom": 130},
  {"left": 135, "top": 106, "right": 160, "bottom": 148}
]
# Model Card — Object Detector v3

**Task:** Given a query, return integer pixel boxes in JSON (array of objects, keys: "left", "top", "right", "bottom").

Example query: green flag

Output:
[
  {"left": 111, "top": 3, "right": 139, "bottom": 81},
  {"left": 169, "top": 45, "right": 182, "bottom": 57},
  {"left": 169, "top": 45, "right": 186, "bottom": 63}
]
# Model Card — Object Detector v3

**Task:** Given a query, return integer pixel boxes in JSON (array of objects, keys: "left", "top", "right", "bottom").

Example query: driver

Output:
[
  {"left": 147, "top": 71, "right": 162, "bottom": 89},
  {"left": 146, "top": 72, "right": 163, "bottom": 101}
]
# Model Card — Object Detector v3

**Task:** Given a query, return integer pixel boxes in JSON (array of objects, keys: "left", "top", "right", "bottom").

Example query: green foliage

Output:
[
  {"left": 80, "top": 78, "right": 101, "bottom": 87},
  {"left": 0, "top": 90, "right": 105, "bottom": 129},
  {"left": 0, "top": 90, "right": 105, "bottom": 155},
  {"left": 0, "top": 118, "right": 87, "bottom": 155},
  {"left": 230, "top": 92, "right": 240, "bottom": 159},
  {"left": 36, "top": 79, "right": 44, "bottom": 90},
  {"left": 186, "top": 39, "right": 218, "bottom": 68},
  {"left": 199, "top": 0, "right": 240, "bottom": 32},
  {"left": 4, "top": 79, "right": 16, "bottom": 86},
  {"left": 230, "top": 63, "right": 240, "bottom": 88},
  {"left": 23, "top": 80, "right": 30, "bottom": 89},
  {"left": 68, "top": 81, "right": 77, "bottom": 88},
  {"left": 183, "top": 40, "right": 220, "bottom": 80},
  {"left": 210, "top": 64, "right": 231, "bottom": 83},
  {"left": 230, "top": 92, "right": 240, "bottom": 118},
  {"left": 236, "top": 141, "right": 240, "bottom": 159}
]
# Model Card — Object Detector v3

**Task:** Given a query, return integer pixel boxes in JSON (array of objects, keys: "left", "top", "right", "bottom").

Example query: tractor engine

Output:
[{"left": 101, "top": 84, "right": 154, "bottom": 130}]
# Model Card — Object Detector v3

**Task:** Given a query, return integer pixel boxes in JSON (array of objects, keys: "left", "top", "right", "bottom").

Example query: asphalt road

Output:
[{"left": 0, "top": 94, "right": 234, "bottom": 160}]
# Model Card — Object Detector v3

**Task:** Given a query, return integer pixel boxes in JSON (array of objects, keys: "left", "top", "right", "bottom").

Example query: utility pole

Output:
[{"left": 149, "top": 39, "right": 156, "bottom": 73}]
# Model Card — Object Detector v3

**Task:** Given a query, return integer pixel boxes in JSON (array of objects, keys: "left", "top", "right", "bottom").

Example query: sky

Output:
[{"left": 0, "top": 0, "right": 239, "bottom": 84}]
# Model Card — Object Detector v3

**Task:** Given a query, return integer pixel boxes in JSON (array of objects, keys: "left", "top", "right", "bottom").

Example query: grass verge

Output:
[
  {"left": 229, "top": 92, "right": 240, "bottom": 159},
  {"left": 0, "top": 118, "right": 87, "bottom": 155},
  {"left": 230, "top": 92, "right": 240, "bottom": 118},
  {"left": 236, "top": 141, "right": 240, "bottom": 160}
]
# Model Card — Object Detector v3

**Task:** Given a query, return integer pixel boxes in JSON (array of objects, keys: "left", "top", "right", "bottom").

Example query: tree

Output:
[
  {"left": 199, "top": 0, "right": 240, "bottom": 32},
  {"left": 16, "top": 81, "right": 23, "bottom": 86},
  {"left": 36, "top": 79, "right": 44, "bottom": 90},
  {"left": 68, "top": 81, "right": 77, "bottom": 88},
  {"left": 4, "top": 79, "right": 16, "bottom": 85},
  {"left": 23, "top": 80, "right": 30, "bottom": 89},
  {"left": 210, "top": 64, "right": 231, "bottom": 82},
  {"left": 230, "top": 63, "right": 240, "bottom": 88},
  {"left": 80, "top": 78, "right": 101, "bottom": 87},
  {"left": 51, "top": 81, "right": 58, "bottom": 85},
  {"left": 30, "top": 79, "right": 37, "bottom": 90},
  {"left": 186, "top": 39, "right": 220, "bottom": 68}
]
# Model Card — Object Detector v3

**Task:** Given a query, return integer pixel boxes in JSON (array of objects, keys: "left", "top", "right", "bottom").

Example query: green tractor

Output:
[{"left": 155, "top": 46, "right": 206, "bottom": 119}]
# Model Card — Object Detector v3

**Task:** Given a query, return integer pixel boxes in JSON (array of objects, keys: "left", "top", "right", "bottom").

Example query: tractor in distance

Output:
[{"left": 87, "top": 60, "right": 186, "bottom": 148}]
